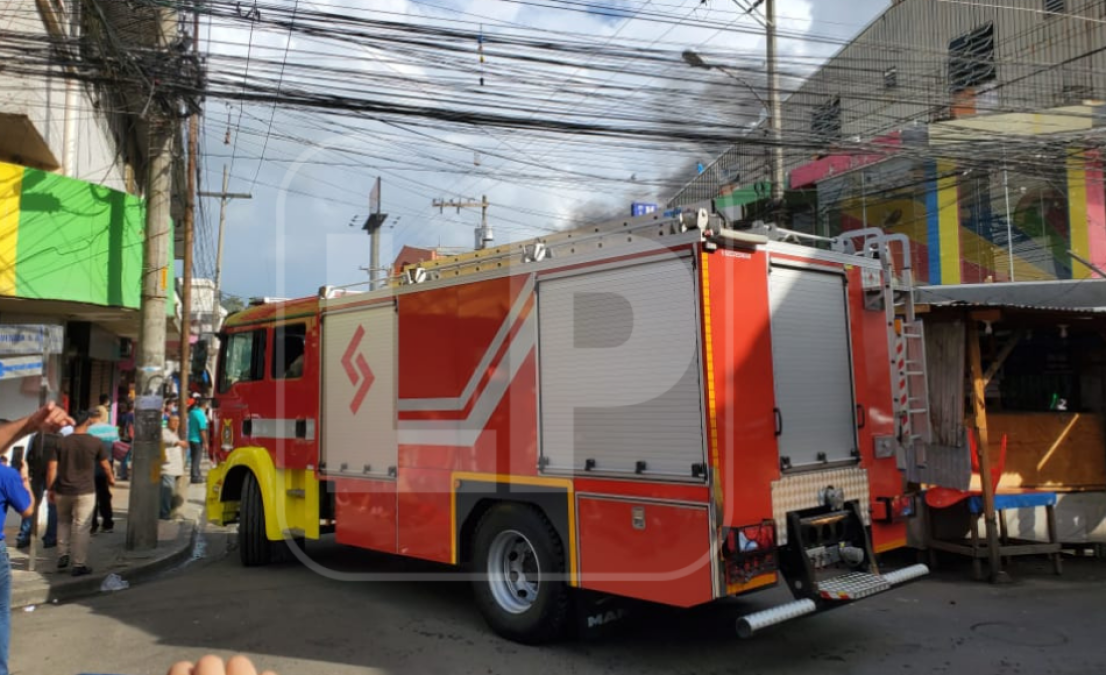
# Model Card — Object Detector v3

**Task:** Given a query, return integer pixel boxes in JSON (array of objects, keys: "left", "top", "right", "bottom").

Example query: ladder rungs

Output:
[
  {"left": 905, "top": 370, "right": 925, "bottom": 376},
  {"left": 908, "top": 408, "right": 929, "bottom": 414},
  {"left": 901, "top": 332, "right": 923, "bottom": 338}
]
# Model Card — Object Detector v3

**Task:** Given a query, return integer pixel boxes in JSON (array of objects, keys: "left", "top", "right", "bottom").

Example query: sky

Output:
[{"left": 196, "top": 0, "right": 893, "bottom": 302}]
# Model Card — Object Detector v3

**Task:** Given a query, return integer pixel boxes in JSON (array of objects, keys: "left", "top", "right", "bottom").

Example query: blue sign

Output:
[
  {"left": 631, "top": 202, "right": 658, "bottom": 217},
  {"left": 0, "top": 356, "right": 43, "bottom": 381}
]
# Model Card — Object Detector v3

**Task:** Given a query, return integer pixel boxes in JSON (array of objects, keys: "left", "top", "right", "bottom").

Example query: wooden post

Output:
[{"left": 966, "top": 318, "right": 1009, "bottom": 583}]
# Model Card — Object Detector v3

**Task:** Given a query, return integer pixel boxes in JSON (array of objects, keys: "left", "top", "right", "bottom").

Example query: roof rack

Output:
[{"left": 396, "top": 205, "right": 720, "bottom": 284}]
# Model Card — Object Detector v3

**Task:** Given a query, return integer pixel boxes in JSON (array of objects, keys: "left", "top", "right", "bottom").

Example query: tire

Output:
[
  {"left": 238, "top": 472, "right": 272, "bottom": 567},
  {"left": 471, "top": 503, "right": 572, "bottom": 644}
]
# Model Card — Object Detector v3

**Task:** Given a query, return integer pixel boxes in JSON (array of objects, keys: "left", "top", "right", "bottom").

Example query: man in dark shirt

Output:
[
  {"left": 15, "top": 431, "right": 58, "bottom": 549},
  {"left": 46, "top": 411, "right": 115, "bottom": 577}
]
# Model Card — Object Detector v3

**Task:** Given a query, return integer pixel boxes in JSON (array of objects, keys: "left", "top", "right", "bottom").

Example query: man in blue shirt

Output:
[
  {"left": 187, "top": 399, "right": 209, "bottom": 484},
  {"left": 0, "top": 402, "right": 73, "bottom": 675}
]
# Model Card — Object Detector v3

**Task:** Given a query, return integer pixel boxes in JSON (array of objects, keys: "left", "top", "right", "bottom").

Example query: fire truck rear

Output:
[{"left": 206, "top": 207, "right": 930, "bottom": 643}]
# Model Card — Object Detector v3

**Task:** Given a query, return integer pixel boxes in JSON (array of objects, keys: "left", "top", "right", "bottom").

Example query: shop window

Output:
[
  {"left": 949, "top": 23, "right": 996, "bottom": 93},
  {"left": 272, "top": 324, "right": 307, "bottom": 380},
  {"left": 219, "top": 330, "right": 267, "bottom": 392}
]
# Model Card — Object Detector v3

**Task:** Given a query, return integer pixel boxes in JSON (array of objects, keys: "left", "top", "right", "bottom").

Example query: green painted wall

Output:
[{"left": 9, "top": 167, "right": 173, "bottom": 312}]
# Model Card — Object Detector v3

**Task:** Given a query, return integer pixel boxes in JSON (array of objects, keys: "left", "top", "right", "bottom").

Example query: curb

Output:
[{"left": 12, "top": 520, "right": 199, "bottom": 609}]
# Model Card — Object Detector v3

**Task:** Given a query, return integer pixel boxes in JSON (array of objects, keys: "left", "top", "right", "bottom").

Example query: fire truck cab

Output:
[{"left": 207, "top": 207, "right": 929, "bottom": 643}]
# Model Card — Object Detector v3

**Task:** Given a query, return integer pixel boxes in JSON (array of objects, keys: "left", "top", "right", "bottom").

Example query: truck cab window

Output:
[
  {"left": 273, "top": 323, "right": 307, "bottom": 379},
  {"left": 219, "top": 330, "right": 267, "bottom": 392}
]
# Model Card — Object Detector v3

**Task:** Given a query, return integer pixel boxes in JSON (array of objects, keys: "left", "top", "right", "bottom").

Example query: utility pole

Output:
[
  {"left": 433, "top": 195, "right": 492, "bottom": 250},
  {"left": 361, "top": 177, "right": 388, "bottom": 290},
  {"left": 765, "top": 0, "right": 785, "bottom": 205},
  {"left": 199, "top": 165, "right": 251, "bottom": 306},
  {"left": 175, "top": 7, "right": 202, "bottom": 518},
  {"left": 129, "top": 2, "right": 178, "bottom": 552}
]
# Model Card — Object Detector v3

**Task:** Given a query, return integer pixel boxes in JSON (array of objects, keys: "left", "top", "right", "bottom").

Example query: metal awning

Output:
[{"left": 916, "top": 280, "right": 1106, "bottom": 313}]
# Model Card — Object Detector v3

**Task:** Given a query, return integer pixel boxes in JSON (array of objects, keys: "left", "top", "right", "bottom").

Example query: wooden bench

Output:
[{"left": 926, "top": 490, "right": 1063, "bottom": 580}]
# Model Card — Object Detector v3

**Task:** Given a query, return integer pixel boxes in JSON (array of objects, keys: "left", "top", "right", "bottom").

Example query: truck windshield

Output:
[{"left": 219, "top": 330, "right": 267, "bottom": 392}]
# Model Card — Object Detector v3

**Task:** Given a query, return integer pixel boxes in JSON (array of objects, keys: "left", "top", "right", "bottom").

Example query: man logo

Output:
[{"left": 586, "top": 608, "right": 628, "bottom": 629}]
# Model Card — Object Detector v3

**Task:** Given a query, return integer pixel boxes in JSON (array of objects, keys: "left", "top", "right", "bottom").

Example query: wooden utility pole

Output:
[
  {"left": 432, "top": 195, "right": 492, "bottom": 250},
  {"left": 175, "top": 8, "right": 202, "bottom": 517},
  {"left": 200, "top": 165, "right": 251, "bottom": 306},
  {"left": 967, "top": 317, "right": 1008, "bottom": 583},
  {"left": 129, "top": 3, "right": 178, "bottom": 552}
]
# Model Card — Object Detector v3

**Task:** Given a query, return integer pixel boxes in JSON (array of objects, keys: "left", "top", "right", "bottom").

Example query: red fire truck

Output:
[{"left": 206, "top": 206, "right": 930, "bottom": 643}]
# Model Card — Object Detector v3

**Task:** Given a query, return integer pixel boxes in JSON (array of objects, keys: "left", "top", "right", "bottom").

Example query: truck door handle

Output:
[
  {"left": 856, "top": 404, "right": 866, "bottom": 429},
  {"left": 774, "top": 408, "right": 783, "bottom": 437}
]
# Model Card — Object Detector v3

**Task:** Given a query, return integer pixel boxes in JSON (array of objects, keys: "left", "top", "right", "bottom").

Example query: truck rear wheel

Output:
[
  {"left": 239, "top": 472, "right": 272, "bottom": 567},
  {"left": 471, "top": 503, "right": 571, "bottom": 644}
]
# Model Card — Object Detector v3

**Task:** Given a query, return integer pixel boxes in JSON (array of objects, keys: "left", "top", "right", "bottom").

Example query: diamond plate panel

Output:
[
  {"left": 817, "top": 572, "right": 890, "bottom": 601},
  {"left": 772, "top": 466, "right": 870, "bottom": 545}
]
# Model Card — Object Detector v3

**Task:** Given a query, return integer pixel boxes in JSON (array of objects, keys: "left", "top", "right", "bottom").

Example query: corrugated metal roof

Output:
[{"left": 916, "top": 279, "right": 1106, "bottom": 312}]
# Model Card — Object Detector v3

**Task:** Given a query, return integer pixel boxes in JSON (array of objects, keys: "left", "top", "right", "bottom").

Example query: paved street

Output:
[{"left": 10, "top": 528, "right": 1106, "bottom": 675}]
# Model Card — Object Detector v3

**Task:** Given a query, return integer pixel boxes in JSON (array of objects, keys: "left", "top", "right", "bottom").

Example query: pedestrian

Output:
[
  {"left": 117, "top": 401, "right": 135, "bottom": 480},
  {"left": 46, "top": 410, "right": 115, "bottom": 577},
  {"left": 161, "top": 415, "right": 187, "bottom": 519},
  {"left": 87, "top": 411, "right": 119, "bottom": 535},
  {"left": 96, "top": 394, "right": 111, "bottom": 426},
  {"left": 188, "top": 398, "right": 209, "bottom": 484},
  {"left": 15, "top": 430, "right": 58, "bottom": 550},
  {"left": 0, "top": 402, "right": 72, "bottom": 675}
]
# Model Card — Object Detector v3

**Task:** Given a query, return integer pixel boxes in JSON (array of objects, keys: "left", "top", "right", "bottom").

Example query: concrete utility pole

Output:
[
  {"left": 433, "top": 195, "right": 492, "bottom": 250},
  {"left": 129, "top": 3, "right": 178, "bottom": 552},
  {"left": 200, "top": 165, "right": 251, "bottom": 306},
  {"left": 765, "top": 0, "right": 785, "bottom": 204},
  {"left": 361, "top": 177, "right": 388, "bottom": 290}
]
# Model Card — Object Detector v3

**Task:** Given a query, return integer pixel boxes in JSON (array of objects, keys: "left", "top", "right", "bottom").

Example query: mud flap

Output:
[{"left": 206, "top": 463, "right": 238, "bottom": 526}]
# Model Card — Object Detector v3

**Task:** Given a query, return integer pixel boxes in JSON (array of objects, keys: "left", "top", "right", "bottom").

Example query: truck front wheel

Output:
[
  {"left": 239, "top": 472, "right": 272, "bottom": 567},
  {"left": 471, "top": 503, "right": 571, "bottom": 644}
]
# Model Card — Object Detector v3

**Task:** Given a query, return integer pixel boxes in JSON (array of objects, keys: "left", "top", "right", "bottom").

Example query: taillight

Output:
[
  {"left": 873, "top": 494, "right": 916, "bottom": 523},
  {"left": 723, "top": 520, "right": 778, "bottom": 585}
]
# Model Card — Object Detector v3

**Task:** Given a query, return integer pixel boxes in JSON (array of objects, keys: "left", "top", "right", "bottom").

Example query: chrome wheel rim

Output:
[{"left": 487, "top": 530, "right": 540, "bottom": 614}]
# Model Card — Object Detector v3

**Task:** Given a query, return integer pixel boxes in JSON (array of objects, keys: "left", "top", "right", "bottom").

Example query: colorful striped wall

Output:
[
  {"left": 825, "top": 154, "right": 1106, "bottom": 285},
  {"left": 0, "top": 161, "right": 170, "bottom": 310}
]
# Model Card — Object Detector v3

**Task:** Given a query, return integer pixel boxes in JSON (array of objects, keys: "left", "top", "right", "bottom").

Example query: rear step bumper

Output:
[{"left": 736, "top": 564, "right": 929, "bottom": 638}]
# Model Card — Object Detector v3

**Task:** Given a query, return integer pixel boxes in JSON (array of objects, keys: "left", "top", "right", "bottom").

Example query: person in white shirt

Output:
[{"left": 160, "top": 415, "right": 188, "bottom": 519}]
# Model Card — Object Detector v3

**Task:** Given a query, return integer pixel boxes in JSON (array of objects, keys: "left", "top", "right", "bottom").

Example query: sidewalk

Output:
[{"left": 4, "top": 481, "right": 206, "bottom": 608}]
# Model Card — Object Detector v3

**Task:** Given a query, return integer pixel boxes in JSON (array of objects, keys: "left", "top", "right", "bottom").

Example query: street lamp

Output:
[
  {"left": 681, "top": 49, "right": 768, "bottom": 110},
  {"left": 683, "top": 0, "right": 785, "bottom": 205}
]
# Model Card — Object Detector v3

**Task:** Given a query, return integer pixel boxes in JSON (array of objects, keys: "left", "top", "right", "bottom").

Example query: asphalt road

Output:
[{"left": 11, "top": 528, "right": 1106, "bottom": 675}]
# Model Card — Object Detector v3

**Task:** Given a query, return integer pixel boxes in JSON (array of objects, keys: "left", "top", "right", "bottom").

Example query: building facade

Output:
[
  {"left": 0, "top": 2, "right": 181, "bottom": 422},
  {"left": 670, "top": 0, "right": 1106, "bottom": 284}
]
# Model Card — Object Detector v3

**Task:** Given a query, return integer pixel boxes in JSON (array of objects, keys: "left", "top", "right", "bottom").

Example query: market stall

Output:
[{"left": 913, "top": 280, "right": 1106, "bottom": 579}]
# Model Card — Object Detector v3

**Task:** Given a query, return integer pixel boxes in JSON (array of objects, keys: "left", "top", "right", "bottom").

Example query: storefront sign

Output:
[
  {"left": 0, "top": 325, "right": 64, "bottom": 356},
  {"left": 0, "top": 356, "right": 43, "bottom": 381}
]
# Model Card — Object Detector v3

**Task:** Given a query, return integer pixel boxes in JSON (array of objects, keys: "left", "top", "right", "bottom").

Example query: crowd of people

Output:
[{"left": 0, "top": 395, "right": 213, "bottom": 675}]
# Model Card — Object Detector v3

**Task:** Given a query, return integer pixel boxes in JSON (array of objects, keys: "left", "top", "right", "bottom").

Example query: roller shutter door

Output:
[{"left": 768, "top": 266, "right": 857, "bottom": 469}]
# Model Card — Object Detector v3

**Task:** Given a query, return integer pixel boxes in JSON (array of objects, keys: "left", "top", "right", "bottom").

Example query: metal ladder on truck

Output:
[{"left": 838, "top": 230, "right": 932, "bottom": 467}]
